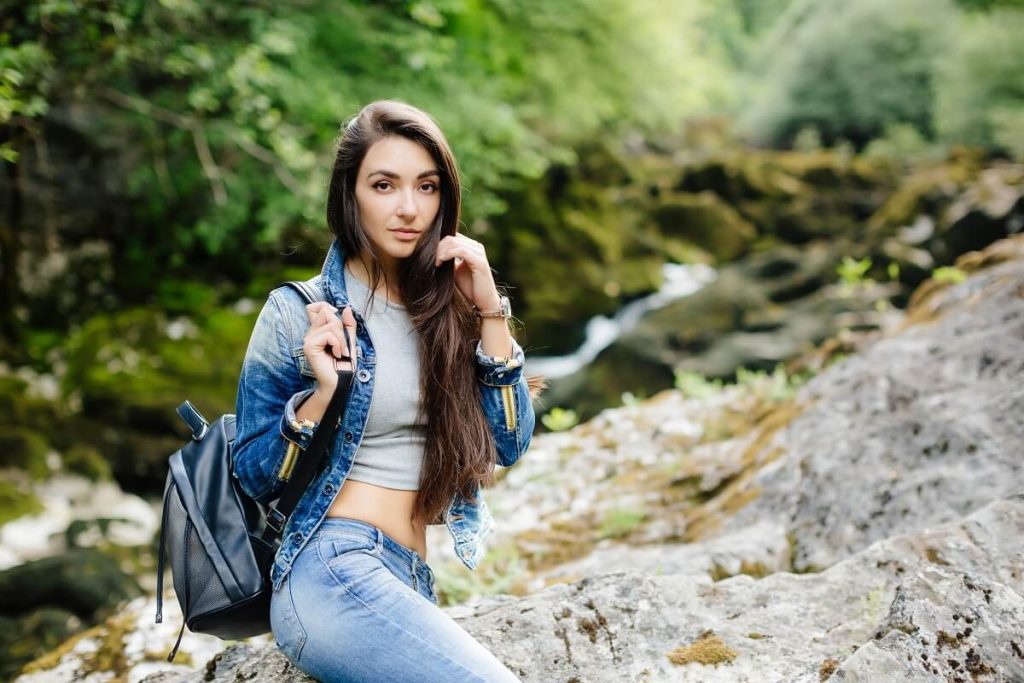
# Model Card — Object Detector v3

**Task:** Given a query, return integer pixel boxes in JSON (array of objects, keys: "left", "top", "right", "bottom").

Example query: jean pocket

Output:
[
  {"left": 270, "top": 575, "right": 308, "bottom": 664},
  {"left": 317, "top": 530, "right": 377, "bottom": 568}
]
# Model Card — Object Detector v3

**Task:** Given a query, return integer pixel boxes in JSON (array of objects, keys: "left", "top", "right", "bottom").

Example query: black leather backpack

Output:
[{"left": 155, "top": 281, "right": 354, "bottom": 661}]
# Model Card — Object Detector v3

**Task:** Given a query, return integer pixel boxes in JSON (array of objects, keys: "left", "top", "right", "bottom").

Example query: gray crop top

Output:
[{"left": 343, "top": 264, "right": 426, "bottom": 490}]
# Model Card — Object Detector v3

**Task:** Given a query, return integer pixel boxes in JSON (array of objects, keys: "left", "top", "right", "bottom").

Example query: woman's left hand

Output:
[{"left": 434, "top": 233, "right": 502, "bottom": 311}]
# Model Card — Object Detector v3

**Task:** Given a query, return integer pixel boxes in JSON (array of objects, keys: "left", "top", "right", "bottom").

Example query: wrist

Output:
[{"left": 296, "top": 388, "right": 332, "bottom": 424}]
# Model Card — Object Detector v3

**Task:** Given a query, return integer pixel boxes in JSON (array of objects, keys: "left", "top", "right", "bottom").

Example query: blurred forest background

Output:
[{"left": 1, "top": 0, "right": 1023, "bottom": 677}]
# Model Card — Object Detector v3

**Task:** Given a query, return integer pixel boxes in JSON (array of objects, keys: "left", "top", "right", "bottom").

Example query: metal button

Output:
[
  {"left": 293, "top": 531, "right": 303, "bottom": 542},
  {"left": 357, "top": 369, "right": 371, "bottom": 382},
  {"left": 323, "top": 483, "right": 334, "bottom": 495},
  {"left": 344, "top": 431, "right": 353, "bottom": 442}
]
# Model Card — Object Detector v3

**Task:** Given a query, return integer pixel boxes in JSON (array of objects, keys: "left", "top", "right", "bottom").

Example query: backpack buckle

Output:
[
  {"left": 265, "top": 507, "right": 286, "bottom": 535},
  {"left": 176, "top": 401, "right": 209, "bottom": 441}
]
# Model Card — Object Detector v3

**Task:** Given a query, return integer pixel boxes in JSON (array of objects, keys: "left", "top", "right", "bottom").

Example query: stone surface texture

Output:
[{"left": 14, "top": 236, "right": 1024, "bottom": 682}]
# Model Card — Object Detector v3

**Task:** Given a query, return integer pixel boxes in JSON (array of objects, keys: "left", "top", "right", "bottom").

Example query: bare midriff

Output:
[{"left": 326, "top": 478, "right": 428, "bottom": 560}]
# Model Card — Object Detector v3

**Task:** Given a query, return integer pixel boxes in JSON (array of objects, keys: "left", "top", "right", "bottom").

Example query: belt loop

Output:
[{"left": 374, "top": 527, "right": 383, "bottom": 553}]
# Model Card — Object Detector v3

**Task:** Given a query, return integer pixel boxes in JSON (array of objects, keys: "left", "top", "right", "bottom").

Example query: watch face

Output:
[{"left": 500, "top": 296, "right": 511, "bottom": 317}]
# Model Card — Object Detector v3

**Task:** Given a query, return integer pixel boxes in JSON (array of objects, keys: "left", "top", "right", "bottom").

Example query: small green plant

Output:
[
  {"left": 837, "top": 256, "right": 874, "bottom": 290},
  {"left": 599, "top": 507, "right": 648, "bottom": 539},
  {"left": 932, "top": 265, "right": 967, "bottom": 285},
  {"left": 541, "top": 407, "right": 579, "bottom": 432},
  {"left": 736, "top": 363, "right": 807, "bottom": 402},
  {"left": 887, "top": 262, "right": 900, "bottom": 281},
  {"left": 674, "top": 370, "right": 724, "bottom": 399}
]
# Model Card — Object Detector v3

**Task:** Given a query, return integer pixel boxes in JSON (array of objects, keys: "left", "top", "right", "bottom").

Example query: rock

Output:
[
  {"left": 0, "top": 548, "right": 141, "bottom": 619},
  {"left": 0, "top": 474, "right": 158, "bottom": 570},
  {"left": 1, "top": 549, "right": 142, "bottom": 679},
  {"left": 547, "top": 239, "right": 896, "bottom": 419},
  {"left": 651, "top": 191, "right": 758, "bottom": 263},
  {"left": 535, "top": 519, "right": 791, "bottom": 588},
  {"left": 24, "top": 494, "right": 1017, "bottom": 683},
  {"left": 18, "top": 239, "right": 1024, "bottom": 681},
  {"left": 718, "top": 238, "right": 1024, "bottom": 571},
  {"left": 835, "top": 567, "right": 1024, "bottom": 681}
]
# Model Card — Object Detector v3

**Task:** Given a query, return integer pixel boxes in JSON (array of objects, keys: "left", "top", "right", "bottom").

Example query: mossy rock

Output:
[
  {"left": 0, "top": 378, "right": 60, "bottom": 431},
  {"left": 0, "top": 479, "right": 44, "bottom": 526},
  {"left": 652, "top": 191, "right": 758, "bottom": 263},
  {"left": 61, "top": 445, "right": 112, "bottom": 481},
  {"left": 866, "top": 152, "right": 984, "bottom": 236},
  {"left": 540, "top": 342, "right": 677, "bottom": 424},
  {"left": 57, "top": 304, "right": 255, "bottom": 492},
  {"left": 0, "top": 548, "right": 141, "bottom": 619},
  {"left": 494, "top": 145, "right": 666, "bottom": 354},
  {"left": 0, "top": 427, "right": 52, "bottom": 480},
  {"left": 0, "top": 608, "right": 81, "bottom": 681}
]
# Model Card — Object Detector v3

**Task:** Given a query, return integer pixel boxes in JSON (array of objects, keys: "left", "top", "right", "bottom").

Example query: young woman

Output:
[{"left": 231, "top": 100, "right": 541, "bottom": 682}]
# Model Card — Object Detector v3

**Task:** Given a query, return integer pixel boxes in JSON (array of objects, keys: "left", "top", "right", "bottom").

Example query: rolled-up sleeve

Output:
[
  {"left": 474, "top": 337, "right": 535, "bottom": 467},
  {"left": 232, "top": 291, "right": 306, "bottom": 505}
]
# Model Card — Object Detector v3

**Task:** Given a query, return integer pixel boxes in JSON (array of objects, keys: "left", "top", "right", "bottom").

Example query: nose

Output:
[{"left": 396, "top": 190, "right": 418, "bottom": 219}]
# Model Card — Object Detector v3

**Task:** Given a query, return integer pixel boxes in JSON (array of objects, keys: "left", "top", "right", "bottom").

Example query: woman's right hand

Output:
[{"left": 303, "top": 302, "right": 358, "bottom": 393}]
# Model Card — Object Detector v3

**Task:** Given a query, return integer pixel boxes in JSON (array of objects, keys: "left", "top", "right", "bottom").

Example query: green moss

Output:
[
  {"left": 62, "top": 445, "right": 111, "bottom": 481},
  {"left": 0, "top": 480, "right": 44, "bottom": 525},
  {"left": 18, "top": 611, "right": 134, "bottom": 679},
  {"left": 0, "top": 428, "right": 52, "bottom": 479},
  {"left": 709, "top": 560, "right": 771, "bottom": 582},
  {"left": 432, "top": 539, "right": 530, "bottom": 606},
  {"left": 598, "top": 508, "right": 648, "bottom": 540},
  {"left": 652, "top": 191, "right": 757, "bottom": 263}
]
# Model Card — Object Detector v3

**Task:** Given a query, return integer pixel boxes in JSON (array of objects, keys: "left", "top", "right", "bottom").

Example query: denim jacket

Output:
[{"left": 231, "top": 238, "right": 536, "bottom": 592}]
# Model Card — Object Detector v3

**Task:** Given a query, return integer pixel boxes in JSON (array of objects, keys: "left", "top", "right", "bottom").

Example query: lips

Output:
[{"left": 390, "top": 228, "right": 420, "bottom": 239}]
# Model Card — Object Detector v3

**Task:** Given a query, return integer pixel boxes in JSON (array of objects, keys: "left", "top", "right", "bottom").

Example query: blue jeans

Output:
[{"left": 270, "top": 517, "right": 521, "bottom": 682}]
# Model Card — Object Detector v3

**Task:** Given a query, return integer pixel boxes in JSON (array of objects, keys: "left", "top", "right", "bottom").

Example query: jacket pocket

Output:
[{"left": 290, "top": 347, "right": 317, "bottom": 379}]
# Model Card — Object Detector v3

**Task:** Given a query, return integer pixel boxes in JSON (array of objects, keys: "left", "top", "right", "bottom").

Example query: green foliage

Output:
[
  {"left": 934, "top": 9, "right": 1024, "bottom": 159},
  {"left": 2, "top": 0, "right": 731, "bottom": 277},
  {"left": 0, "top": 480, "right": 44, "bottom": 526},
  {"left": 932, "top": 265, "right": 968, "bottom": 284},
  {"left": 735, "top": 364, "right": 806, "bottom": 402},
  {"left": 674, "top": 370, "right": 724, "bottom": 399},
  {"left": 742, "top": 0, "right": 956, "bottom": 147},
  {"left": 541, "top": 407, "right": 579, "bottom": 432},
  {"left": 862, "top": 123, "right": 945, "bottom": 162},
  {"left": 836, "top": 256, "right": 873, "bottom": 289},
  {"left": 598, "top": 507, "right": 648, "bottom": 539},
  {"left": 675, "top": 364, "right": 807, "bottom": 404}
]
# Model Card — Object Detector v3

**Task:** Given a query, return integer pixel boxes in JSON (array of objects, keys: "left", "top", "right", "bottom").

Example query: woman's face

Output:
[{"left": 354, "top": 135, "right": 441, "bottom": 271}]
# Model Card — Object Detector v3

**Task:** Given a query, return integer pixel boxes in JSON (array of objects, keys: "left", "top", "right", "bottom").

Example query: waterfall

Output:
[{"left": 528, "top": 262, "right": 717, "bottom": 379}]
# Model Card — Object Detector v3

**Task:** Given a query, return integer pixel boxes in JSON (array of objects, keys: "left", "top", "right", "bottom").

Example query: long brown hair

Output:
[{"left": 327, "top": 100, "right": 543, "bottom": 526}]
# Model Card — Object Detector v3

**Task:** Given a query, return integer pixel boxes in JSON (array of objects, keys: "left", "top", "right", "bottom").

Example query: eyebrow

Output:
[{"left": 366, "top": 169, "right": 441, "bottom": 180}]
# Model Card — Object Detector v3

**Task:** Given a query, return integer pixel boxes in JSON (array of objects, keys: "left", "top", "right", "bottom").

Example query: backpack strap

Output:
[
  {"left": 262, "top": 279, "right": 354, "bottom": 542},
  {"left": 279, "top": 278, "right": 325, "bottom": 307}
]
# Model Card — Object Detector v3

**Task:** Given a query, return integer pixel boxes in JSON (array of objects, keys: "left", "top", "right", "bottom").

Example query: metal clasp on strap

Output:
[
  {"left": 265, "top": 507, "right": 287, "bottom": 535},
  {"left": 176, "top": 400, "right": 209, "bottom": 441}
]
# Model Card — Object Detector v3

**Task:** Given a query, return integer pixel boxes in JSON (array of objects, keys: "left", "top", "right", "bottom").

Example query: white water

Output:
[{"left": 527, "top": 262, "right": 718, "bottom": 380}]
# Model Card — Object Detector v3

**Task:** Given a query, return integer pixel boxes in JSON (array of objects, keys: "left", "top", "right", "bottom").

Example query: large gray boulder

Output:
[{"left": 106, "top": 494, "right": 1024, "bottom": 682}]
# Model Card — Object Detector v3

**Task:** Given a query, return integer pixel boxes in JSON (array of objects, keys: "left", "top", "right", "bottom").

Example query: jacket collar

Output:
[{"left": 320, "top": 238, "right": 350, "bottom": 308}]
